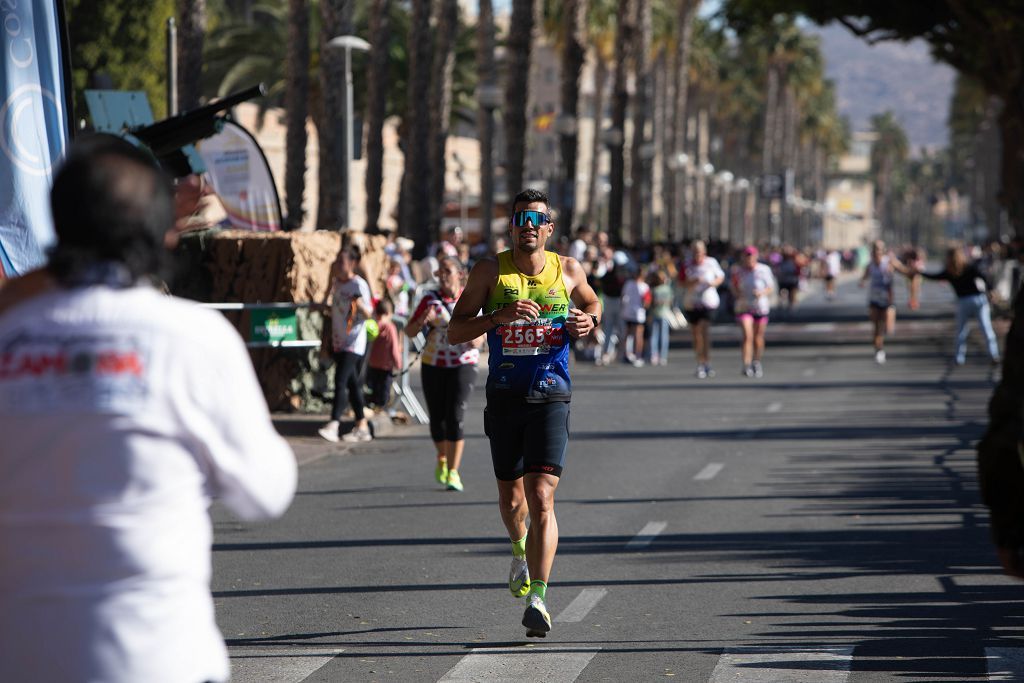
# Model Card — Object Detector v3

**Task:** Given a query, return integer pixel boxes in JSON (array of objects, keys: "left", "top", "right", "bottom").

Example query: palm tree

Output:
[
  {"left": 504, "top": 0, "right": 538, "bottom": 199},
  {"left": 284, "top": 0, "right": 310, "bottom": 230},
  {"left": 364, "top": 0, "right": 392, "bottom": 234},
  {"left": 608, "top": 0, "right": 635, "bottom": 242},
  {"left": 317, "top": 0, "right": 352, "bottom": 230},
  {"left": 667, "top": 0, "right": 698, "bottom": 239},
  {"left": 399, "top": 0, "right": 433, "bottom": 256},
  {"left": 582, "top": 0, "right": 616, "bottom": 227},
  {"left": 542, "top": 0, "right": 587, "bottom": 235},
  {"left": 628, "top": 0, "right": 651, "bottom": 245},
  {"left": 871, "top": 111, "right": 909, "bottom": 243},
  {"left": 477, "top": 0, "right": 498, "bottom": 238},
  {"left": 177, "top": 0, "right": 207, "bottom": 111},
  {"left": 428, "top": 0, "right": 460, "bottom": 234}
]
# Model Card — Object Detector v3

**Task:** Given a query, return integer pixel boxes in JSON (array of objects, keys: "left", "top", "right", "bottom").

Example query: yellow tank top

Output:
[{"left": 483, "top": 250, "right": 573, "bottom": 403}]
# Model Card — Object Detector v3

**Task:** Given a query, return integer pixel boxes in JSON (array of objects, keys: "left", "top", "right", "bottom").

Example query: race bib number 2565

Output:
[{"left": 498, "top": 321, "right": 561, "bottom": 356}]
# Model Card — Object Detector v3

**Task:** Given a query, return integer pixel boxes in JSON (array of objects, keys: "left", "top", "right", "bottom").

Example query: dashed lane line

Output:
[
  {"left": 708, "top": 646, "right": 853, "bottom": 682},
  {"left": 625, "top": 521, "right": 667, "bottom": 549},
  {"left": 766, "top": 402, "right": 783, "bottom": 413},
  {"left": 555, "top": 588, "right": 608, "bottom": 623},
  {"left": 694, "top": 463, "right": 724, "bottom": 481},
  {"left": 987, "top": 647, "right": 1024, "bottom": 681},
  {"left": 439, "top": 647, "right": 600, "bottom": 682},
  {"left": 228, "top": 646, "right": 344, "bottom": 683}
]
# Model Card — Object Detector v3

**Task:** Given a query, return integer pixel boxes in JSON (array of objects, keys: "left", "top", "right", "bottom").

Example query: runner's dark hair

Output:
[
  {"left": 511, "top": 188, "right": 549, "bottom": 211},
  {"left": 48, "top": 133, "right": 173, "bottom": 285}
]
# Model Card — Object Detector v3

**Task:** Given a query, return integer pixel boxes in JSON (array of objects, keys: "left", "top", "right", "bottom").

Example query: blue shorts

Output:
[{"left": 484, "top": 400, "right": 570, "bottom": 480}]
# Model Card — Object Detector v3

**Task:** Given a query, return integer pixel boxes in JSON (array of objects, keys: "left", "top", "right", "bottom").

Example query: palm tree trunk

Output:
[
  {"left": 400, "top": 0, "right": 433, "bottom": 256},
  {"left": 428, "top": 0, "right": 459, "bottom": 235},
  {"left": 504, "top": 0, "right": 538, "bottom": 199},
  {"left": 628, "top": 0, "right": 651, "bottom": 245},
  {"left": 176, "top": 0, "right": 206, "bottom": 111},
  {"left": 584, "top": 55, "right": 607, "bottom": 227},
  {"left": 672, "top": 0, "right": 697, "bottom": 241},
  {"left": 477, "top": 0, "right": 497, "bottom": 238},
  {"left": 317, "top": 0, "right": 352, "bottom": 230},
  {"left": 609, "top": 0, "right": 635, "bottom": 243},
  {"left": 558, "top": 0, "right": 587, "bottom": 237},
  {"left": 363, "top": 0, "right": 392, "bottom": 233},
  {"left": 284, "top": 0, "right": 310, "bottom": 230}
]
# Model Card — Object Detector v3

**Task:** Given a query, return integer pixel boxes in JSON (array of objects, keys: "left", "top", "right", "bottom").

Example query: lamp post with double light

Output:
[{"left": 327, "top": 35, "right": 370, "bottom": 231}]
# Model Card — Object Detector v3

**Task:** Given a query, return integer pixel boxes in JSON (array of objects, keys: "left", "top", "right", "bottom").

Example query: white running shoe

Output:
[
  {"left": 875, "top": 349, "right": 886, "bottom": 364},
  {"left": 509, "top": 557, "right": 530, "bottom": 597},
  {"left": 752, "top": 360, "right": 763, "bottom": 378},
  {"left": 695, "top": 364, "right": 708, "bottom": 379},
  {"left": 317, "top": 420, "right": 340, "bottom": 442},
  {"left": 522, "top": 593, "right": 551, "bottom": 637},
  {"left": 342, "top": 427, "right": 373, "bottom": 443}
]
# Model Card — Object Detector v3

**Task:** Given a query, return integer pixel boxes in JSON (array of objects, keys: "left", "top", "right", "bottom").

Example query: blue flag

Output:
[{"left": 0, "top": 0, "right": 70, "bottom": 278}]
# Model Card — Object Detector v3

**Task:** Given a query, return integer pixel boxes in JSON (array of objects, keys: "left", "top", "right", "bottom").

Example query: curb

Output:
[{"left": 271, "top": 411, "right": 403, "bottom": 467}]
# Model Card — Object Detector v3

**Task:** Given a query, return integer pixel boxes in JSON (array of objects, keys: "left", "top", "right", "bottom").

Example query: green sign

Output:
[{"left": 251, "top": 309, "right": 297, "bottom": 343}]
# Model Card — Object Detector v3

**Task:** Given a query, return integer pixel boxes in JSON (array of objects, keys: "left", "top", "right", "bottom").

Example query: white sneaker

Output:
[
  {"left": 522, "top": 593, "right": 551, "bottom": 637},
  {"left": 509, "top": 557, "right": 530, "bottom": 597},
  {"left": 875, "top": 349, "right": 886, "bottom": 364},
  {"left": 342, "top": 427, "right": 373, "bottom": 443},
  {"left": 317, "top": 420, "right": 340, "bottom": 442}
]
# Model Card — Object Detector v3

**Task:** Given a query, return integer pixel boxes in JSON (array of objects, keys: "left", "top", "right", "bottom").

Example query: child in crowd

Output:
[
  {"left": 366, "top": 298, "right": 402, "bottom": 412},
  {"left": 648, "top": 269, "right": 673, "bottom": 366}
]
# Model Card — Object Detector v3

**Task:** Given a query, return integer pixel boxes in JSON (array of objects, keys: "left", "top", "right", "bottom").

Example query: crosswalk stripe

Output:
[
  {"left": 708, "top": 646, "right": 853, "bottom": 682},
  {"left": 555, "top": 588, "right": 608, "bottom": 623},
  {"left": 694, "top": 463, "right": 724, "bottom": 480},
  {"left": 228, "top": 646, "right": 344, "bottom": 683},
  {"left": 439, "top": 646, "right": 600, "bottom": 682},
  {"left": 626, "top": 521, "right": 667, "bottom": 549},
  {"left": 986, "top": 647, "right": 1024, "bottom": 681}
]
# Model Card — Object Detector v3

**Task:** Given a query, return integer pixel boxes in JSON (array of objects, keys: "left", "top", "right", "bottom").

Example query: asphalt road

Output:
[{"left": 211, "top": 273, "right": 1021, "bottom": 682}]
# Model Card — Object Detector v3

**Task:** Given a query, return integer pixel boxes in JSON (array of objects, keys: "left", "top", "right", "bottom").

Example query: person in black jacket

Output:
[{"left": 916, "top": 246, "right": 1000, "bottom": 366}]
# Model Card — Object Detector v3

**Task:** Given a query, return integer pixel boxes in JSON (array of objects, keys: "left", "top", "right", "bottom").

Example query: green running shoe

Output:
[
  {"left": 446, "top": 469, "right": 464, "bottom": 492},
  {"left": 509, "top": 557, "right": 530, "bottom": 597},
  {"left": 522, "top": 594, "right": 551, "bottom": 637},
  {"left": 434, "top": 459, "right": 448, "bottom": 486}
]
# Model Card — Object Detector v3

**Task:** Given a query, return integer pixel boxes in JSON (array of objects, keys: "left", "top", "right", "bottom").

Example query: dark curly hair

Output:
[
  {"left": 511, "top": 188, "right": 549, "bottom": 212},
  {"left": 47, "top": 133, "right": 174, "bottom": 286}
]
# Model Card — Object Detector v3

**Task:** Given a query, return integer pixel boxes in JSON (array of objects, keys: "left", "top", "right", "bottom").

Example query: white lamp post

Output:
[{"left": 327, "top": 35, "right": 371, "bottom": 231}]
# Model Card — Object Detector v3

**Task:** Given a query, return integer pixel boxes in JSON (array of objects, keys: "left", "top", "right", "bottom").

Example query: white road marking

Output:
[
  {"left": 439, "top": 646, "right": 600, "bottom": 682},
  {"left": 555, "top": 588, "right": 608, "bottom": 623},
  {"left": 228, "top": 646, "right": 344, "bottom": 682},
  {"left": 626, "top": 521, "right": 667, "bottom": 549},
  {"left": 802, "top": 367, "right": 816, "bottom": 377},
  {"left": 766, "top": 401, "right": 783, "bottom": 413},
  {"left": 987, "top": 647, "right": 1024, "bottom": 681},
  {"left": 694, "top": 463, "right": 724, "bottom": 481},
  {"left": 804, "top": 323, "right": 837, "bottom": 332},
  {"left": 708, "top": 646, "right": 853, "bottom": 682}
]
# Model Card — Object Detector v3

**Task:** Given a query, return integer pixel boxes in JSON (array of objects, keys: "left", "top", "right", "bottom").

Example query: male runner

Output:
[{"left": 447, "top": 189, "right": 601, "bottom": 637}]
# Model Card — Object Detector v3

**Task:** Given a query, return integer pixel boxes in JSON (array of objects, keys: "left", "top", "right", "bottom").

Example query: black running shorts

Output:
[{"left": 484, "top": 400, "right": 570, "bottom": 480}]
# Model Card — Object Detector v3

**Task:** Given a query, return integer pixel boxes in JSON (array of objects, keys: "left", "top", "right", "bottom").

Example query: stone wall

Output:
[{"left": 171, "top": 229, "right": 391, "bottom": 412}]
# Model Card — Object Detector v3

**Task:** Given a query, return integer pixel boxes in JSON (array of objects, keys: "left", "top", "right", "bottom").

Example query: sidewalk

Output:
[{"left": 271, "top": 409, "right": 403, "bottom": 467}]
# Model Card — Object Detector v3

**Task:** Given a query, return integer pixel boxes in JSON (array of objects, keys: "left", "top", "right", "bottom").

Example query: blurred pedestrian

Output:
[
  {"left": 0, "top": 134, "right": 296, "bottom": 683},
  {"left": 318, "top": 245, "right": 375, "bottom": 443},
  {"left": 859, "top": 240, "right": 912, "bottom": 364},
  {"left": 916, "top": 246, "right": 1001, "bottom": 366},
  {"left": 366, "top": 298, "right": 402, "bottom": 411},
  {"left": 682, "top": 240, "right": 724, "bottom": 378},
  {"left": 648, "top": 269, "right": 674, "bottom": 366},
  {"left": 730, "top": 246, "right": 775, "bottom": 377},
  {"left": 620, "top": 265, "right": 650, "bottom": 366},
  {"left": 404, "top": 255, "right": 482, "bottom": 491}
]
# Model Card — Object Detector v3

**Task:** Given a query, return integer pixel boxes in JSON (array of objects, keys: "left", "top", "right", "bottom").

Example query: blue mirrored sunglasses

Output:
[{"left": 510, "top": 210, "right": 551, "bottom": 228}]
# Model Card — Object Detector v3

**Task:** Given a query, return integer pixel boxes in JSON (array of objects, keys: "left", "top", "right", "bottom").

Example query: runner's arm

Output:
[
  {"left": 447, "top": 259, "right": 499, "bottom": 344},
  {"left": 564, "top": 256, "right": 601, "bottom": 339}
]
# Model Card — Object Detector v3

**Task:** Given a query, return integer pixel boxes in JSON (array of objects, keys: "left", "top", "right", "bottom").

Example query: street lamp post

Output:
[{"left": 327, "top": 35, "right": 371, "bottom": 232}]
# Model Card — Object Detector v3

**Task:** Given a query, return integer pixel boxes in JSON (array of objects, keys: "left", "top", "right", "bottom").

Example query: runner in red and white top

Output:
[{"left": 405, "top": 256, "right": 484, "bottom": 491}]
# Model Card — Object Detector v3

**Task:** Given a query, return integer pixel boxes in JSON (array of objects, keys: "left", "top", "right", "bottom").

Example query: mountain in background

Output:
[{"left": 809, "top": 23, "right": 955, "bottom": 154}]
